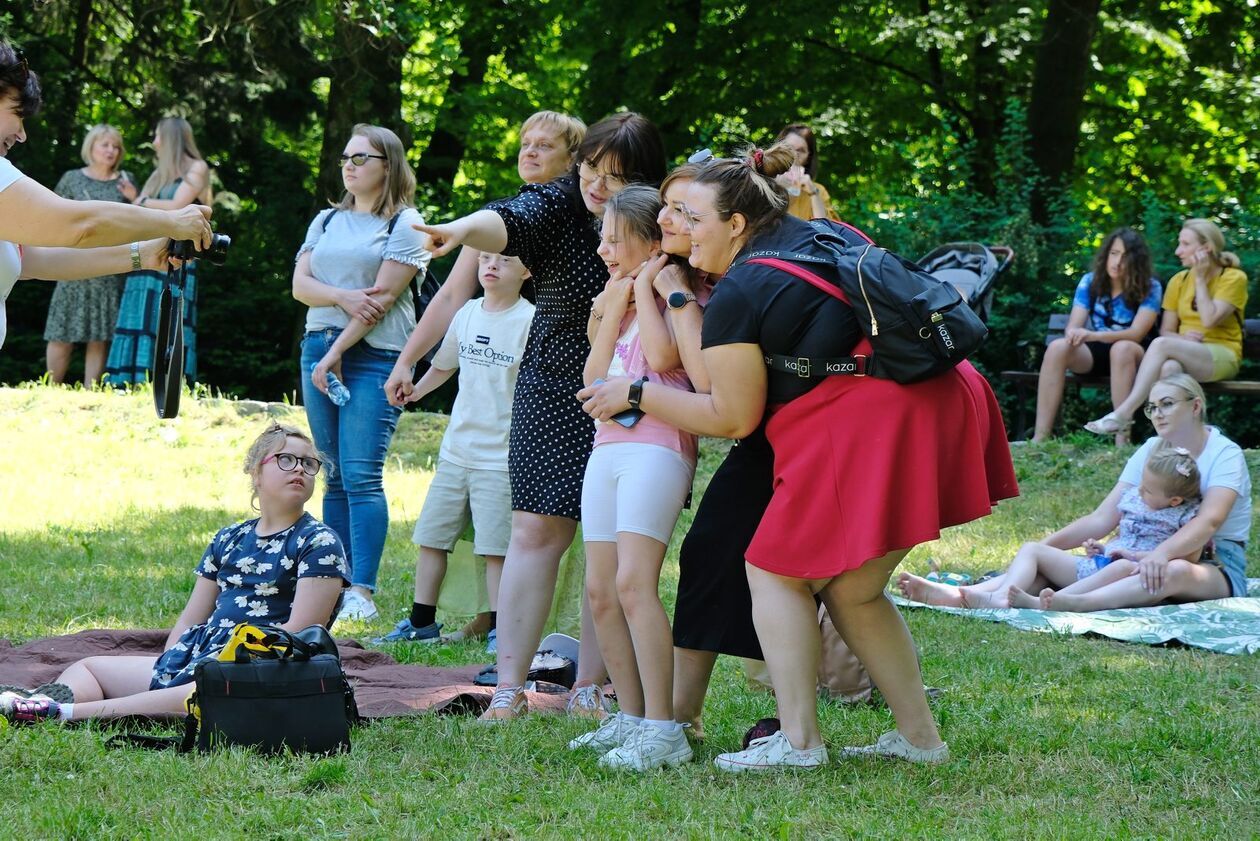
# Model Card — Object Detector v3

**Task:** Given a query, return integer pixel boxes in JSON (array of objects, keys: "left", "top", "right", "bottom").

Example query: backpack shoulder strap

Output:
[
  {"left": 320, "top": 208, "right": 339, "bottom": 232},
  {"left": 747, "top": 257, "right": 852, "bottom": 306},
  {"left": 386, "top": 210, "right": 403, "bottom": 235}
]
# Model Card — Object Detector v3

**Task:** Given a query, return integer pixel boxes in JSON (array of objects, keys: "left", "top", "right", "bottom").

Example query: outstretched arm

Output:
[
  {"left": 0, "top": 175, "right": 212, "bottom": 249},
  {"left": 1044, "top": 483, "right": 1127, "bottom": 550},
  {"left": 19, "top": 237, "right": 173, "bottom": 281}
]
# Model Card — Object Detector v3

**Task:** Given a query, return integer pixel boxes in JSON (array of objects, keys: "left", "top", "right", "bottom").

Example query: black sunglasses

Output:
[{"left": 338, "top": 153, "right": 387, "bottom": 167}]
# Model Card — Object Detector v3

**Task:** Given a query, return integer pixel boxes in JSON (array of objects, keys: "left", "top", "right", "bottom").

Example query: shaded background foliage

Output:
[{"left": 2, "top": 0, "right": 1257, "bottom": 437}]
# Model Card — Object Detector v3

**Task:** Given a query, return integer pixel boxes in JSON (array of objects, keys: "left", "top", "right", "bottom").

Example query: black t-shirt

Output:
[{"left": 702, "top": 216, "right": 861, "bottom": 404}]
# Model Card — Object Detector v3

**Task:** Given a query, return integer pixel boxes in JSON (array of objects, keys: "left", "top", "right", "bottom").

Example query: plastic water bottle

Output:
[{"left": 310, "top": 362, "right": 351, "bottom": 406}]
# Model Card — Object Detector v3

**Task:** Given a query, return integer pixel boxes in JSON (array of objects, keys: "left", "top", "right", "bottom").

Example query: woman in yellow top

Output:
[
  {"left": 1086, "top": 219, "right": 1248, "bottom": 437},
  {"left": 773, "top": 123, "right": 839, "bottom": 221}
]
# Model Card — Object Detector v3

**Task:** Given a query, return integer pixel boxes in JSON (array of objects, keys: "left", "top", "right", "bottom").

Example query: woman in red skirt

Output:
[{"left": 579, "top": 144, "right": 1017, "bottom": 771}]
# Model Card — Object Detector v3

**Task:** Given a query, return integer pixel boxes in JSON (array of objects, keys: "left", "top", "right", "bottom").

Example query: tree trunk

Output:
[
  {"left": 315, "top": 12, "right": 408, "bottom": 207},
  {"left": 1028, "top": 0, "right": 1102, "bottom": 223},
  {"left": 413, "top": 24, "right": 494, "bottom": 203}
]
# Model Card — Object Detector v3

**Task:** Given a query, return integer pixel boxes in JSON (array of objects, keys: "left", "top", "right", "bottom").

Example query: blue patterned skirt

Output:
[{"left": 104, "top": 267, "right": 198, "bottom": 385}]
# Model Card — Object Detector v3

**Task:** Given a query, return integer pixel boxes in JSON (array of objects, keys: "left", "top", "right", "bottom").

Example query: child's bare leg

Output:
[
  {"left": 414, "top": 546, "right": 448, "bottom": 607},
  {"left": 1044, "top": 560, "right": 1229, "bottom": 612},
  {"left": 57, "top": 656, "right": 158, "bottom": 703},
  {"left": 485, "top": 555, "right": 504, "bottom": 612},
  {"left": 585, "top": 541, "right": 642, "bottom": 716},
  {"left": 1056, "top": 559, "right": 1136, "bottom": 595},
  {"left": 615, "top": 532, "right": 672, "bottom": 722},
  {"left": 70, "top": 685, "right": 195, "bottom": 721}
]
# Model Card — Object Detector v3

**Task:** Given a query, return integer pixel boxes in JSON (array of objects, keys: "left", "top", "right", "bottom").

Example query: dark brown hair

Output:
[
  {"left": 577, "top": 112, "right": 667, "bottom": 188},
  {"left": 691, "top": 143, "right": 795, "bottom": 243},
  {"left": 774, "top": 123, "right": 818, "bottom": 178},
  {"left": 0, "top": 41, "right": 42, "bottom": 118},
  {"left": 1088, "top": 227, "right": 1153, "bottom": 311}
]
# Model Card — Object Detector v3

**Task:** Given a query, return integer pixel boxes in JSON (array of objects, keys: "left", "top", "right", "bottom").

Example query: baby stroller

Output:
[{"left": 917, "top": 242, "right": 1014, "bottom": 324}]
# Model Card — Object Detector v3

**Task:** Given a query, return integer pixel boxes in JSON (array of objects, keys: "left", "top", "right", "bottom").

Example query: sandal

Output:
[{"left": 1083, "top": 412, "right": 1133, "bottom": 435}]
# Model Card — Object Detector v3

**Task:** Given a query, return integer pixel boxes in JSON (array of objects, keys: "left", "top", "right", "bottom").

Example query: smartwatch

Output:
[
  {"left": 627, "top": 376, "right": 648, "bottom": 409},
  {"left": 667, "top": 291, "right": 698, "bottom": 310}
]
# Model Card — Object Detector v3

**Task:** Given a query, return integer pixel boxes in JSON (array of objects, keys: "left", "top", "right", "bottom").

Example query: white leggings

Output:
[{"left": 581, "top": 442, "right": 695, "bottom": 545}]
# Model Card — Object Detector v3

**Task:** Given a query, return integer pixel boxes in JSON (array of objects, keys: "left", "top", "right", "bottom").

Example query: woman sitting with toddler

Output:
[{"left": 901, "top": 374, "right": 1251, "bottom": 611}]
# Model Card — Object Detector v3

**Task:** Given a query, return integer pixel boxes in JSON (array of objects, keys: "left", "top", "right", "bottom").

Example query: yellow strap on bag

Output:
[{"left": 216, "top": 623, "right": 281, "bottom": 663}]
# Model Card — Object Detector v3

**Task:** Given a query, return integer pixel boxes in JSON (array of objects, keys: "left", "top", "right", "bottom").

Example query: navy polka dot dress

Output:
[{"left": 487, "top": 176, "right": 606, "bottom": 519}]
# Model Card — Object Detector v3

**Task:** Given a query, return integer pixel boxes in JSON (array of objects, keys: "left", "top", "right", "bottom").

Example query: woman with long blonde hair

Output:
[{"left": 105, "top": 117, "right": 212, "bottom": 385}]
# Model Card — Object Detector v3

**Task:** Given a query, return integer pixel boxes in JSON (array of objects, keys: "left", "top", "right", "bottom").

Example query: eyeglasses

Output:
[
  {"left": 1142, "top": 397, "right": 1193, "bottom": 418},
  {"left": 680, "top": 206, "right": 716, "bottom": 230},
  {"left": 687, "top": 148, "right": 714, "bottom": 164},
  {"left": 263, "top": 452, "right": 323, "bottom": 476},
  {"left": 579, "top": 159, "right": 628, "bottom": 192},
  {"left": 338, "top": 153, "right": 386, "bottom": 167}
]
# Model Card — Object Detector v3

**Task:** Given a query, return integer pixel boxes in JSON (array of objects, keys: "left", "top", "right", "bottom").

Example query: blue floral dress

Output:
[{"left": 149, "top": 513, "right": 349, "bottom": 690}]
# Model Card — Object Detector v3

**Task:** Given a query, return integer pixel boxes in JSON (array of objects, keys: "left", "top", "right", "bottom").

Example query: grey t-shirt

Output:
[{"left": 296, "top": 207, "right": 431, "bottom": 352}]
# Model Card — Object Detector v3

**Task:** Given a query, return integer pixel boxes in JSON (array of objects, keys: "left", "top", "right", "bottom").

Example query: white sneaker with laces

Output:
[
  {"left": 567, "top": 711, "right": 639, "bottom": 752},
  {"left": 337, "top": 588, "right": 379, "bottom": 622},
  {"left": 713, "top": 730, "right": 828, "bottom": 773},
  {"left": 599, "top": 724, "right": 693, "bottom": 771},
  {"left": 838, "top": 729, "right": 950, "bottom": 764},
  {"left": 477, "top": 685, "right": 528, "bottom": 724}
]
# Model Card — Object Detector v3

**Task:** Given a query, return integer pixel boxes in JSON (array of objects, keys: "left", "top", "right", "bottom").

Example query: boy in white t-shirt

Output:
[{"left": 378, "top": 252, "right": 534, "bottom": 647}]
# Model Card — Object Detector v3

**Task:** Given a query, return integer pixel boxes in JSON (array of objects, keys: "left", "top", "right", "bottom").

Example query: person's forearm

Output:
[
  {"left": 1148, "top": 518, "right": 1218, "bottom": 563},
  {"left": 164, "top": 607, "right": 206, "bottom": 649},
  {"left": 1045, "top": 512, "right": 1117, "bottom": 550},
  {"left": 324, "top": 314, "right": 377, "bottom": 358},
  {"left": 635, "top": 298, "right": 681, "bottom": 373},
  {"left": 19, "top": 243, "right": 136, "bottom": 281},
  {"left": 410, "top": 366, "right": 456, "bottom": 403},
  {"left": 669, "top": 309, "right": 708, "bottom": 392},
  {"left": 454, "top": 210, "right": 510, "bottom": 254},
  {"left": 4, "top": 195, "right": 180, "bottom": 248},
  {"left": 583, "top": 319, "right": 622, "bottom": 387},
  {"left": 640, "top": 381, "right": 758, "bottom": 439},
  {"left": 292, "top": 273, "right": 346, "bottom": 309}
]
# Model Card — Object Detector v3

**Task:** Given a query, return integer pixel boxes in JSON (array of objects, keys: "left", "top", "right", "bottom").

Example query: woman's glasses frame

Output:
[
  {"left": 1142, "top": 397, "right": 1194, "bottom": 419},
  {"left": 263, "top": 452, "right": 323, "bottom": 476},
  {"left": 338, "top": 153, "right": 386, "bottom": 167}
]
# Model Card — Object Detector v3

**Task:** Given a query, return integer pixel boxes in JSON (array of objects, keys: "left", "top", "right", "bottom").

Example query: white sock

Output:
[
  {"left": 622, "top": 713, "right": 644, "bottom": 724},
  {"left": 57, "top": 702, "right": 74, "bottom": 721},
  {"left": 643, "top": 718, "right": 681, "bottom": 733}
]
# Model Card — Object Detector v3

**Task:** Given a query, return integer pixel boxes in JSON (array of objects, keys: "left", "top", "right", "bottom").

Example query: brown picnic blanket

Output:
[{"left": 0, "top": 629, "right": 570, "bottom": 719}]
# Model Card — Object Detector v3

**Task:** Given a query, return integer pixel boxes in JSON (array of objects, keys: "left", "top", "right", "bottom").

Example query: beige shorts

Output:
[
  {"left": 1205, "top": 343, "right": 1241, "bottom": 382},
  {"left": 412, "top": 459, "right": 512, "bottom": 556}
]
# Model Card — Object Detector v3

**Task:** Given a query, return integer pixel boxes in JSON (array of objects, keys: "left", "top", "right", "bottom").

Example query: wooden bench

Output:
[{"left": 1000, "top": 313, "right": 1260, "bottom": 440}]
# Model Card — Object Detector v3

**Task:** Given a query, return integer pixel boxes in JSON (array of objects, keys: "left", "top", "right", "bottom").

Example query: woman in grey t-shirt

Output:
[{"left": 292, "top": 124, "right": 431, "bottom": 622}]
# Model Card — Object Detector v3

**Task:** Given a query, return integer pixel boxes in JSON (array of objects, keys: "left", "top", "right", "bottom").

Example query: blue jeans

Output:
[{"left": 301, "top": 329, "right": 403, "bottom": 591}]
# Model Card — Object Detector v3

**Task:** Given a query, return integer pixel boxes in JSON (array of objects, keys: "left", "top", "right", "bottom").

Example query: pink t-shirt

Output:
[{"left": 593, "top": 285, "right": 711, "bottom": 460}]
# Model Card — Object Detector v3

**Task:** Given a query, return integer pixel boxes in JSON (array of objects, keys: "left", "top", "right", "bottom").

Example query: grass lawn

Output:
[{"left": 1, "top": 384, "right": 1257, "bottom": 839}]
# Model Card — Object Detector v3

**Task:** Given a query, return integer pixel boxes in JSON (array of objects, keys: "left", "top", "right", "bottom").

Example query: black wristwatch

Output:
[
  {"left": 667, "top": 291, "right": 698, "bottom": 310},
  {"left": 627, "top": 376, "right": 648, "bottom": 408}
]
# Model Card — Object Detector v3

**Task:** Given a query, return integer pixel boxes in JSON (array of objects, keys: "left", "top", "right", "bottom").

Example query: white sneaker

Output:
[
  {"left": 567, "top": 711, "right": 639, "bottom": 752},
  {"left": 337, "top": 588, "right": 379, "bottom": 622},
  {"left": 838, "top": 729, "right": 950, "bottom": 764},
  {"left": 599, "top": 723, "right": 693, "bottom": 771},
  {"left": 714, "top": 730, "right": 828, "bottom": 773}
]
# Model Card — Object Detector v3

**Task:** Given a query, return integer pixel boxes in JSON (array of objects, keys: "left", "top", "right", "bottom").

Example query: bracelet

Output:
[
  {"left": 590, "top": 308, "right": 603, "bottom": 321},
  {"left": 138, "top": 196, "right": 148, "bottom": 206},
  {"left": 129, "top": 242, "right": 142, "bottom": 271}
]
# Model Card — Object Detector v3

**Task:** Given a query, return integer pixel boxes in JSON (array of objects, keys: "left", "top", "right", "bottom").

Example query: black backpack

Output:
[
  {"left": 742, "top": 220, "right": 988, "bottom": 384},
  {"left": 321, "top": 209, "right": 442, "bottom": 322}
]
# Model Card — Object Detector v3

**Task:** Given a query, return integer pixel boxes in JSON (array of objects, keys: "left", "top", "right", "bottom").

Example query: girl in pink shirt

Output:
[{"left": 571, "top": 186, "right": 708, "bottom": 771}]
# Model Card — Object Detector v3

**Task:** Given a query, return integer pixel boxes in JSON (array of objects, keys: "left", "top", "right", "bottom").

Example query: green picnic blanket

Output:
[{"left": 892, "top": 578, "right": 1260, "bottom": 655}]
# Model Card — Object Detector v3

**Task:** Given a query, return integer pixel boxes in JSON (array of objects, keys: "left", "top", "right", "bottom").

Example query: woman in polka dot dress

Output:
[{"left": 412, "top": 113, "right": 666, "bottom": 720}]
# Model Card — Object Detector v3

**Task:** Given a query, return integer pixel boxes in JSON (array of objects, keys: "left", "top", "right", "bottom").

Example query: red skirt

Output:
[{"left": 746, "top": 359, "right": 1019, "bottom": 579}]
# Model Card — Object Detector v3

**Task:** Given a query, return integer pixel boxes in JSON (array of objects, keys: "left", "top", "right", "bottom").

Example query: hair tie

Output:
[
  {"left": 1173, "top": 447, "right": 1190, "bottom": 455},
  {"left": 752, "top": 149, "right": 764, "bottom": 171},
  {"left": 1175, "top": 461, "right": 1193, "bottom": 477}
]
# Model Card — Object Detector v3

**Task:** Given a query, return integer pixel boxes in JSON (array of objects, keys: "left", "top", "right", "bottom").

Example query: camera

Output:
[{"left": 169, "top": 233, "right": 231, "bottom": 265}]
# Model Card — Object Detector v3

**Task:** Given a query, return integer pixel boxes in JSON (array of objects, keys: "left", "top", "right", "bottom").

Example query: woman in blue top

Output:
[
  {"left": 292, "top": 124, "right": 431, "bottom": 623},
  {"left": 1031, "top": 228, "right": 1161, "bottom": 445},
  {"left": 0, "top": 423, "right": 348, "bottom": 725}
]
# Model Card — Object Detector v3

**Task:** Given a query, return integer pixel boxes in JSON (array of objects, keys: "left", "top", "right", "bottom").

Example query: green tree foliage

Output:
[{"left": 2, "top": 1, "right": 1257, "bottom": 437}]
